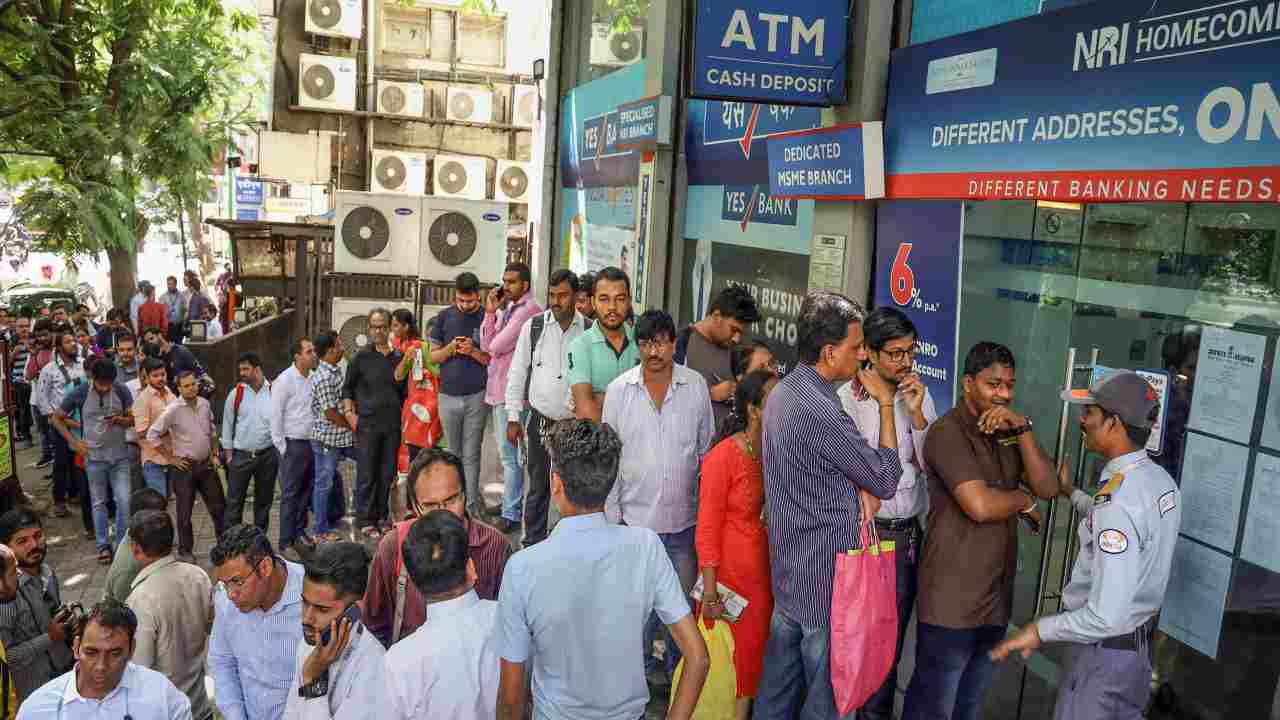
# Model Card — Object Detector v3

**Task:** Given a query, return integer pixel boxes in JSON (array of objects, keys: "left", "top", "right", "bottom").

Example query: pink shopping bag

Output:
[{"left": 830, "top": 521, "right": 898, "bottom": 714}]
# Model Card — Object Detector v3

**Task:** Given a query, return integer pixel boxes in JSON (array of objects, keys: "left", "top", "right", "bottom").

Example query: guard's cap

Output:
[{"left": 1060, "top": 369, "right": 1158, "bottom": 428}]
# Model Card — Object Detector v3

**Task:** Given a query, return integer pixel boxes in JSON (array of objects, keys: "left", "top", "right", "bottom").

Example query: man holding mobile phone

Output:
[{"left": 285, "top": 542, "right": 385, "bottom": 720}]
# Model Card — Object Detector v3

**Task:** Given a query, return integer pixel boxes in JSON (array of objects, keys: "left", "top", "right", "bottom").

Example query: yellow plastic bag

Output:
[{"left": 669, "top": 619, "right": 738, "bottom": 720}]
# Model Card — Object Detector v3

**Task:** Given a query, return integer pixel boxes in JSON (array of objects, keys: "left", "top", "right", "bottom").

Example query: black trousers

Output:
[
  {"left": 12, "top": 383, "right": 32, "bottom": 441},
  {"left": 278, "top": 439, "right": 314, "bottom": 548},
  {"left": 522, "top": 409, "right": 554, "bottom": 547},
  {"left": 171, "top": 461, "right": 226, "bottom": 555},
  {"left": 226, "top": 448, "right": 279, "bottom": 533},
  {"left": 355, "top": 427, "right": 399, "bottom": 529},
  {"left": 862, "top": 517, "right": 922, "bottom": 720}
]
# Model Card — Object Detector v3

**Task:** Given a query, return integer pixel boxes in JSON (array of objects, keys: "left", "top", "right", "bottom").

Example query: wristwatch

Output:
[
  {"left": 1013, "top": 417, "right": 1034, "bottom": 436},
  {"left": 298, "top": 677, "right": 329, "bottom": 699}
]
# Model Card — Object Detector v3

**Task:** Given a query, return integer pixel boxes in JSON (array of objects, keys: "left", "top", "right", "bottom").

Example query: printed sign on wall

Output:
[
  {"left": 690, "top": 0, "right": 849, "bottom": 106},
  {"left": 884, "top": 0, "right": 1280, "bottom": 202},
  {"left": 767, "top": 123, "right": 886, "bottom": 200}
]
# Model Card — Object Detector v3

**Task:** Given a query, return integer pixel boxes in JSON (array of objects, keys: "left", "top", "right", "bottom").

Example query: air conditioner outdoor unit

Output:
[
  {"left": 445, "top": 85, "right": 493, "bottom": 124},
  {"left": 432, "top": 154, "right": 486, "bottom": 200},
  {"left": 334, "top": 191, "right": 422, "bottom": 276},
  {"left": 298, "top": 54, "right": 357, "bottom": 112},
  {"left": 590, "top": 22, "right": 643, "bottom": 67},
  {"left": 305, "top": 0, "right": 362, "bottom": 39},
  {"left": 511, "top": 86, "right": 538, "bottom": 128},
  {"left": 371, "top": 149, "right": 428, "bottom": 195},
  {"left": 333, "top": 298, "right": 400, "bottom": 358},
  {"left": 494, "top": 160, "right": 530, "bottom": 203},
  {"left": 420, "top": 198, "right": 508, "bottom": 284},
  {"left": 376, "top": 80, "right": 426, "bottom": 118}
]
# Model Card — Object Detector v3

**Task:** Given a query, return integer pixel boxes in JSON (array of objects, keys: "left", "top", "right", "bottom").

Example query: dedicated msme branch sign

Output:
[
  {"left": 766, "top": 123, "right": 885, "bottom": 200},
  {"left": 691, "top": 0, "right": 849, "bottom": 106},
  {"left": 884, "top": 0, "right": 1280, "bottom": 203}
]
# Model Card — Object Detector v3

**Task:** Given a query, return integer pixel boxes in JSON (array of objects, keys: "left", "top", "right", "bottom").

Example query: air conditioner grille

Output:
[
  {"left": 375, "top": 155, "right": 408, "bottom": 191},
  {"left": 436, "top": 160, "right": 471, "bottom": 196},
  {"left": 611, "top": 32, "right": 641, "bottom": 62},
  {"left": 302, "top": 64, "right": 336, "bottom": 100},
  {"left": 380, "top": 85, "right": 407, "bottom": 114},
  {"left": 309, "top": 0, "right": 343, "bottom": 29},
  {"left": 338, "top": 315, "right": 369, "bottom": 358},
  {"left": 427, "top": 212, "right": 479, "bottom": 266},
  {"left": 449, "top": 92, "right": 475, "bottom": 120},
  {"left": 341, "top": 206, "right": 391, "bottom": 259},
  {"left": 500, "top": 165, "right": 528, "bottom": 199}
]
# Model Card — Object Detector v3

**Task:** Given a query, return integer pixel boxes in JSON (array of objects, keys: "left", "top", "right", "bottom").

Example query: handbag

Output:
[
  {"left": 830, "top": 520, "right": 898, "bottom": 714},
  {"left": 670, "top": 619, "right": 738, "bottom": 719}
]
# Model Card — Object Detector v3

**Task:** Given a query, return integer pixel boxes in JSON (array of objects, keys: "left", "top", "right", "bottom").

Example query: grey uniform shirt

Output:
[{"left": 1038, "top": 449, "right": 1182, "bottom": 644}]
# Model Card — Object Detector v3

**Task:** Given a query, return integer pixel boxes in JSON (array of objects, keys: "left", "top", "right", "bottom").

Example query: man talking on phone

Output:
[{"left": 285, "top": 542, "right": 385, "bottom": 720}]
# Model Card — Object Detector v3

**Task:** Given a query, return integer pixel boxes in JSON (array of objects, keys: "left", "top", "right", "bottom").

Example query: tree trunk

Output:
[
  {"left": 185, "top": 199, "right": 216, "bottom": 284},
  {"left": 106, "top": 244, "right": 136, "bottom": 311}
]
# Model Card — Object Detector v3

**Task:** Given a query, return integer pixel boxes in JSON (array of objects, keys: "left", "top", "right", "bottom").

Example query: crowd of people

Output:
[{"left": 0, "top": 259, "right": 1184, "bottom": 720}]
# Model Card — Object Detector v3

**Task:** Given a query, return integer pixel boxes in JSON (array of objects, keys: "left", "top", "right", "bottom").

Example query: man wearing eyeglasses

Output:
[
  {"left": 601, "top": 309, "right": 714, "bottom": 685},
  {"left": 208, "top": 525, "right": 305, "bottom": 720},
  {"left": 836, "top": 306, "right": 938, "bottom": 720},
  {"left": 361, "top": 449, "right": 511, "bottom": 649}
]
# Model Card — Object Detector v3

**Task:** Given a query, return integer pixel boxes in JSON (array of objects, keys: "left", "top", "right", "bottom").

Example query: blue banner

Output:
[
  {"left": 686, "top": 101, "right": 822, "bottom": 186},
  {"left": 721, "top": 185, "right": 798, "bottom": 227},
  {"left": 234, "top": 179, "right": 263, "bottom": 206},
  {"left": 690, "top": 0, "right": 848, "bottom": 105},
  {"left": 884, "top": 0, "right": 1280, "bottom": 202},
  {"left": 873, "top": 201, "right": 963, "bottom": 411},
  {"left": 767, "top": 123, "right": 884, "bottom": 200},
  {"left": 235, "top": 207, "right": 260, "bottom": 221}
]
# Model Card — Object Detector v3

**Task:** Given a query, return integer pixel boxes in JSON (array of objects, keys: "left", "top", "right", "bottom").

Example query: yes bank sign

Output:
[{"left": 691, "top": 0, "right": 849, "bottom": 106}]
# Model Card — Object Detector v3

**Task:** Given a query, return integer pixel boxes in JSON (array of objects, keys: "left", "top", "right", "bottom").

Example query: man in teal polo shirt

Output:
[{"left": 566, "top": 266, "right": 639, "bottom": 422}]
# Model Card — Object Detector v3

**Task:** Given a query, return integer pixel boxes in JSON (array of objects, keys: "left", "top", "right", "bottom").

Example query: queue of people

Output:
[{"left": 0, "top": 261, "right": 1186, "bottom": 720}]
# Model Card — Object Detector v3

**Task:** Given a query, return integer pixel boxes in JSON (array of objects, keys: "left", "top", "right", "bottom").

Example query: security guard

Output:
[{"left": 990, "top": 370, "right": 1182, "bottom": 719}]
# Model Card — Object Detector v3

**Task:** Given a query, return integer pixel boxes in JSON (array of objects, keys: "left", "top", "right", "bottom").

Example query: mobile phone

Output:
[{"left": 320, "top": 604, "right": 362, "bottom": 645}]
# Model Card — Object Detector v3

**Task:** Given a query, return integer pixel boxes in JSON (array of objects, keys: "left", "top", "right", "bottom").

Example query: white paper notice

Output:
[
  {"left": 1242, "top": 453, "right": 1280, "bottom": 575},
  {"left": 1179, "top": 432, "right": 1249, "bottom": 553},
  {"left": 1263, "top": 352, "right": 1280, "bottom": 452},
  {"left": 1188, "top": 326, "right": 1266, "bottom": 443},
  {"left": 1159, "top": 537, "right": 1232, "bottom": 660}
]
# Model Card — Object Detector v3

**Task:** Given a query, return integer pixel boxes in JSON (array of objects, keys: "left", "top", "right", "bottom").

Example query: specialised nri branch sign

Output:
[
  {"left": 884, "top": 0, "right": 1280, "bottom": 203},
  {"left": 690, "top": 0, "right": 849, "bottom": 106}
]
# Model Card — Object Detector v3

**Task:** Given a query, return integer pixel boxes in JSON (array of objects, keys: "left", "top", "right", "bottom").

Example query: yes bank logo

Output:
[
  {"left": 1073, "top": 23, "right": 1130, "bottom": 71},
  {"left": 721, "top": 185, "right": 797, "bottom": 229}
]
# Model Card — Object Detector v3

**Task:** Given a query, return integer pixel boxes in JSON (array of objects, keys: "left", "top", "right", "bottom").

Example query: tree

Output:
[{"left": 0, "top": 0, "right": 255, "bottom": 308}]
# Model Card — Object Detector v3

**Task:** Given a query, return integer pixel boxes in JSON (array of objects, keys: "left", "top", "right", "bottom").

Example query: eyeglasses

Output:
[
  {"left": 417, "top": 489, "right": 464, "bottom": 513},
  {"left": 876, "top": 344, "right": 919, "bottom": 363},
  {"left": 637, "top": 339, "right": 671, "bottom": 352},
  {"left": 221, "top": 562, "right": 262, "bottom": 591}
]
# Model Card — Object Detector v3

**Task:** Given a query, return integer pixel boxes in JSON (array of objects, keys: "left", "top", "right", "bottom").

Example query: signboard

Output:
[
  {"left": 884, "top": 0, "right": 1280, "bottom": 202},
  {"left": 0, "top": 416, "right": 12, "bottom": 482},
  {"left": 807, "top": 234, "right": 846, "bottom": 293},
  {"left": 265, "top": 196, "right": 311, "bottom": 218},
  {"left": 1089, "top": 365, "right": 1170, "bottom": 455},
  {"left": 234, "top": 178, "right": 264, "bottom": 206},
  {"left": 721, "top": 185, "right": 798, "bottom": 228},
  {"left": 874, "top": 201, "right": 963, "bottom": 411},
  {"left": 616, "top": 96, "right": 673, "bottom": 151},
  {"left": 767, "top": 123, "right": 885, "bottom": 200},
  {"left": 690, "top": 0, "right": 849, "bottom": 106},
  {"left": 235, "top": 207, "right": 260, "bottom": 221}
]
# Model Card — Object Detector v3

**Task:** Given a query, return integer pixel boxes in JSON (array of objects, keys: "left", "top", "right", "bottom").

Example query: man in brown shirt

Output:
[
  {"left": 903, "top": 341, "right": 1058, "bottom": 720},
  {"left": 361, "top": 448, "right": 512, "bottom": 647}
]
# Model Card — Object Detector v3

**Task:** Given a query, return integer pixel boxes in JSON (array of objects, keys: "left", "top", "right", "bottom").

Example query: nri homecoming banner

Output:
[{"left": 884, "top": 0, "right": 1280, "bottom": 203}]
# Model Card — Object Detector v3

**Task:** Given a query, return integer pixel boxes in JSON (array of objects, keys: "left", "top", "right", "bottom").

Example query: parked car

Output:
[{"left": 0, "top": 283, "right": 79, "bottom": 317}]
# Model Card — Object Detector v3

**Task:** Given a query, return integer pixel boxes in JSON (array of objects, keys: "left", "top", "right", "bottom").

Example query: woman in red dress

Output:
[{"left": 697, "top": 368, "right": 779, "bottom": 719}]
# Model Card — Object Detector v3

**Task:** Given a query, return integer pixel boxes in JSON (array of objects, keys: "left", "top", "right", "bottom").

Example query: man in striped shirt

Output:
[
  {"left": 756, "top": 292, "right": 904, "bottom": 719},
  {"left": 9, "top": 314, "right": 33, "bottom": 449}
]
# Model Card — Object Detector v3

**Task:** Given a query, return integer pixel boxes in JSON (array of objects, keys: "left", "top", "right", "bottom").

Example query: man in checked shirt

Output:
[{"left": 755, "top": 292, "right": 903, "bottom": 719}]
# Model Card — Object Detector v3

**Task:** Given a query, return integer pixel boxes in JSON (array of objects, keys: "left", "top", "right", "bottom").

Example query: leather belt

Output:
[
  {"left": 235, "top": 446, "right": 275, "bottom": 459},
  {"left": 1100, "top": 618, "right": 1154, "bottom": 651},
  {"left": 874, "top": 516, "right": 919, "bottom": 532}
]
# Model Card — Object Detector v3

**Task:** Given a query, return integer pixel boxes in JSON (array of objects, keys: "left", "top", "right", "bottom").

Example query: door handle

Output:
[
  {"left": 1055, "top": 348, "right": 1101, "bottom": 597},
  {"left": 1033, "top": 347, "right": 1078, "bottom": 617}
]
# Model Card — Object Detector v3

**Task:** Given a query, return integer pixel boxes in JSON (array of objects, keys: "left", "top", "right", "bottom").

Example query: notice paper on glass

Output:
[
  {"left": 1179, "top": 432, "right": 1249, "bottom": 553},
  {"left": 1262, "top": 351, "right": 1280, "bottom": 452},
  {"left": 1159, "top": 536, "right": 1232, "bottom": 660},
  {"left": 1241, "top": 452, "right": 1280, "bottom": 575},
  {"left": 690, "top": 576, "right": 749, "bottom": 623},
  {"left": 1188, "top": 326, "right": 1266, "bottom": 443}
]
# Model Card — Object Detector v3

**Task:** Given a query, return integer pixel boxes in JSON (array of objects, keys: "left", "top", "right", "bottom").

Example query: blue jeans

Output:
[
  {"left": 643, "top": 526, "right": 697, "bottom": 678},
  {"left": 142, "top": 462, "right": 169, "bottom": 496},
  {"left": 753, "top": 609, "right": 852, "bottom": 720},
  {"left": 901, "top": 623, "right": 1006, "bottom": 720},
  {"left": 86, "top": 458, "right": 132, "bottom": 551},
  {"left": 494, "top": 405, "right": 526, "bottom": 522},
  {"left": 312, "top": 441, "right": 357, "bottom": 535}
]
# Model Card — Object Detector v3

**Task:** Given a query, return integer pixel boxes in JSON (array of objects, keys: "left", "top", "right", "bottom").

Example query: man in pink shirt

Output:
[
  {"left": 147, "top": 369, "right": 226, "bottom": 563},
  {"left": 479, "top": 262, "right": 542, "bottom": 534},
  {"left": 134, "top": 357, "right": 176, "bottom": 496}
]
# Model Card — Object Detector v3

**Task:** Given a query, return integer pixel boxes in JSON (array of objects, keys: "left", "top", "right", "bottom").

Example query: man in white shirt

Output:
[
  {"left": 503, "top": 269, "right": 586, "bottom": 547},
  {"left": 601, "top": 309, "right": 714, "bottom": 681},
  {"left": 17, "top": 601, "right": 192, "bottom": 720},
  {"left": 285, "top": 543, "right": 385, "bottom": 720},
  {"left": 383, "top": 510, "right": 501, "bottom": 720},
  {"left": 125, "top": 510, "right": 215, "bottom": 719},
  {"left": 836, "top": 307, "right": 937, "bottom": 720},
  {"left": 273, "top": 339, "right": 319, "bottom": 557}
]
